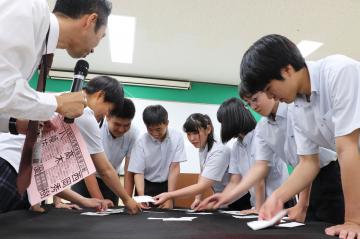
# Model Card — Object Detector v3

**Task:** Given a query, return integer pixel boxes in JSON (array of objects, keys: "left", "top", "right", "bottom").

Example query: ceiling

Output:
[{"left": 48, "top": 0, "right": 360, "bottom": 86}]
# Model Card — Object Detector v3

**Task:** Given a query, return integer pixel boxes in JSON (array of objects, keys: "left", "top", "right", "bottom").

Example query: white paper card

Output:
[
  {"left": 219, "top": 210, "right": 246, "bottom": 216},
  {"left": 277, "top": 222, "right": 305, "bottom": 228},
  {"left": 133, "top": 195, "right": 156, "bottom": 203},
  {"left": 233, "top": 215, "right": 258, "bottom": 219},
  {"left": 163, "top": 217, "right": 197, "bottom": 221},
  {"left": 81, "top": 208, "right": 124, "bottom": 216},
  {"left": 187, "top": 212, "right": 213, "bottom": 215},
  {"left": 147, "top": 217, "right": 197, "bottom": 221},
  {"left": 247, "top": 210, "right": 287, "bottom": 231},
  {"left": 81, "top": 212, "right": 109, "bottom": 216}
]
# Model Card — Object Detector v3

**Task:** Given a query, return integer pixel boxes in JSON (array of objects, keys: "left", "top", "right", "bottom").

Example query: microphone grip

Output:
[
  {"left": 70, "top": 77, "right": 83, "bottom": 92},
  {"left": 64, "top": 77, "right": 84, "bottom": 124}
]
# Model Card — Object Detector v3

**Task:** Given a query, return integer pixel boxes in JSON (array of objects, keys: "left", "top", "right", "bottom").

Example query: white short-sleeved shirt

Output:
[
  {"left": 255, "top": 103, "right": 298, "bottom": 167},
  {"left": 228, "top": 131, "right": 257, "bottom": 206},
  {"left": 199, "top": 141, "right": 230, "bottom": 193},
  {"left": 0, "top": 107, "right": 103, "bottom": 172},
  {"left": 255, "top": 103, "right": 336, "bottom": 168},
  {"left": 128, "top": 128, "right": 187, "bottom": 182},
  {"left": 100, "top": 120, "right": 139, "bottom": 171},
  {"left": 252, "top": 122, "right": 289, "bottom": 199},
  {"left": 75, "top": 107, "right": 104, "bottom": 155},
  {"left": 0, "top": 0, "right": 59, "bottom": 132},
  {"left": 293, "top": 55, "right": 360, "bottom": 155}
]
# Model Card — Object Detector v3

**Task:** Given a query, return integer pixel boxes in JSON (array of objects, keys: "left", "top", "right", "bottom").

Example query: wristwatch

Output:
[{"left": 9, "top": 117, "right": 19, "bottom": 135}]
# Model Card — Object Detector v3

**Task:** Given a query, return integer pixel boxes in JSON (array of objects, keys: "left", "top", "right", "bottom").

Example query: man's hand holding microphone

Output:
[{"left": 55, "top": 60, "right": 89, "bottom": 121}]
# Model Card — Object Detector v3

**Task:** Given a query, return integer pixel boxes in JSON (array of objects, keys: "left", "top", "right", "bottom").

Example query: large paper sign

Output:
[{"left": 27, "top": 115, "right": 95, "bottom": 205}]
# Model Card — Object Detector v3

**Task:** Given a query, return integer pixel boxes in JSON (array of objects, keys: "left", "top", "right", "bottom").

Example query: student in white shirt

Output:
[
  {"left": 239, "top": 34, "right": 360, "bottom": 238},
  {"left": 64, "top": 76, "right": 140, "bottom": 214},
  {"left": 72, "top": 98, "right": 139, "bottom": 205},
  {"left": 101, "top": 98, "right": 139, "bottom": 198},
  {"left": 153, "top": 113, "right": 230, "bottom": 209},
  {"left": 238, "top": 89, "right": 343, "bottom": 223},
  {"left": 197, "top": 98, "right": 289, "bottom": 212},
  {"left": 128, "top": 105, "right": 187, "bottom": 209},
  {"left": 0, "top": 0, "right": 113, "bottom": 133}
]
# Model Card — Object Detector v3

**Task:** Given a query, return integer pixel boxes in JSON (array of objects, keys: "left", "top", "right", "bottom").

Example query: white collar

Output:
[{"left": 45, "top": 13, "right": 60, "bottom": 54}]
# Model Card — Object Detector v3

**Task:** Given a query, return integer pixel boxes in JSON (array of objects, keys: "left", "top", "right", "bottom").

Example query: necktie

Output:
[{"left": 16, "top": 53, "right": 54, "bottom": 195}]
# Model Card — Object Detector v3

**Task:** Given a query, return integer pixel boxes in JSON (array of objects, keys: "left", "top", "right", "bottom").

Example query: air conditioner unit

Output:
[{"left": 49, "top": 70, "right": 191, "bottom": 90}]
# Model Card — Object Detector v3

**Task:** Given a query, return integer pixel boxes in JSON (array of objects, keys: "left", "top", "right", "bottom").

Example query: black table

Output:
[{"left": 0, "top": 207, "right": 335, "bottom": 239}]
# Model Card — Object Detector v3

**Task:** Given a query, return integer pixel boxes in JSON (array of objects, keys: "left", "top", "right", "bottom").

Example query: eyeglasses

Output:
[{"left": 244, "top": 93, "right": 260, "bottom": 108}]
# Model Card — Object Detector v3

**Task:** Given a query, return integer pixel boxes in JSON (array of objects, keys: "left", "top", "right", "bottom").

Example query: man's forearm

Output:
[
  {"left": 227, "top": 161, "right": 268, "bottom": 203},
  {"left": 297, "top": 184, "right": 311, "bottom": 208},
  {"left": 134, "top": 173, "right": 145, "bottom": 195},
  {"left": 255, "top": 180, "right": 266, "bottom": 211},
  {"left": 56, "top": 189, "right": 85, "bottom": 205},
  {"left": 124, "top": 171, "right": 135, "bottom": 196},
  {"left": 100, "top": 166, "right": 131, "bottom": 203},
  {"left": 124, "top": 158, "right": 135, "bottom": 196},
  {"left": 92, "top": 153, "right": 132, "bottom": 203},
  {"left": 84, "top": 174, "right": 104, "bottom": 199},
  {"left": 168, "top": 163, "right": 180, "bottom": 192},
  {"left": 336, "top": 130, "right": 360, "bottom": 224}
]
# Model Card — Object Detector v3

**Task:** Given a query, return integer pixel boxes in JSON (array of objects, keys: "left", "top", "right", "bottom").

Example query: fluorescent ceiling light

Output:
[
  {"left": 297, "top": 40, "right": 323, "bottom": 58},
  {"left": 108, "top": 15, "right": 136, "bottom": 64},
  {"left": 49, "top": 70, "right": 191, "bottom": 90}
]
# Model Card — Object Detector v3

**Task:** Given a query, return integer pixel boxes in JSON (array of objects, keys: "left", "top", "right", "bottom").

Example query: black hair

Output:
[
  {"left": 238, "top": 81, "right": 253, "bottom": 100},
  {"left": 183, "top": 113, "right": 215, "bottom": 151},
  {"left": 53, "top": 0, "right": 112, "bottom": 31},
  {"left": 83, "top": 75, "right": 124, "bottom": 106},
  {"left": 109, "top": 98, "right": 136, "bottom": 119},
  {"left": 217, "top": 97, "right": 256, "bottom": 143},
  {"left": 142, "top": 105, "right": 168, "bottom": 126},
  {"left": 240, "top": 34, "right": 306, "bottom": 95}
]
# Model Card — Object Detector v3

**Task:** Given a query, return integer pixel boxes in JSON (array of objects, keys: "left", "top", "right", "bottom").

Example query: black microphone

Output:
[{"left": 64, "top": 60, "right": 89, "bottom": 123}]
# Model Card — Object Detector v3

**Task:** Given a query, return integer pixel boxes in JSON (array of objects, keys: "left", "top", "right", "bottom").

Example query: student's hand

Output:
[
  {"left": 190, "top": 198, "right": 201, "bottom": 210},
  {"left": 140, "top": 202, "right": 151, "bottom": 210},
  {"left": 54, "top": 202, "right": 82, "bottom": 210},
  {"left": 81, "top": 198, "right": 108, "bottom": 211},
  {"left": 325, "top": 222, "right": 360, "bottom": 239},
  {"left": 258, "top": 194, "right": 284, "bottom": 220},
  {"left": 124, "top": 198, "right": 141, "bottom": 215},
  {"left": 239, "top": 208, "right": 258, "bottom": 215},
  {"left": 30, "top": 204, "right": 46, "bottom": 213},
  {"left": 195, "top": 193, "right": 227, "bottom": 211},
  {"left": 153, "top": 192, "right": 171, "bottom": 206},
  {"left": 287, "top": 204, "right": 307, "bottom": 223},
  {"left": 158, "top": 199, "right": 173, "bottom": 209},
  {"left": 103, "top": 199, "right": 115, "bottom": 208},
  {"left": 55, "top": 92, "right": 87, "bottom": 119}
]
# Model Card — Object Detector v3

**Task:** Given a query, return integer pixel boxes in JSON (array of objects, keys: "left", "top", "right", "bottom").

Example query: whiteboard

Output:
[{"left": 121, "top": 97, "right": 227, "bottom": 174}]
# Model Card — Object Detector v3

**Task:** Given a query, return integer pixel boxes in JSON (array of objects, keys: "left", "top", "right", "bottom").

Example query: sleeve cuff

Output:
[
  {"left": 37, "top": 93, "right": 58, "bottom": 120},
  {"left": 0, "top": 115, "right": 10, "bottom": 133}
]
